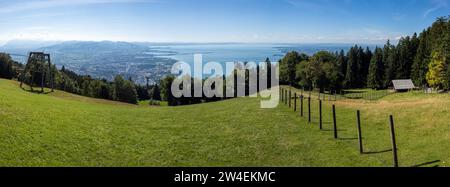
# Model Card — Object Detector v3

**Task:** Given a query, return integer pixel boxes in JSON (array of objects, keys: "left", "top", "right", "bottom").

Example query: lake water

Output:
[
  {"left": 5, "top": 42, "right": 374, "bottom": 84},
  {"left": 147, "top": 43, "right": 361, "bottom": 65}
]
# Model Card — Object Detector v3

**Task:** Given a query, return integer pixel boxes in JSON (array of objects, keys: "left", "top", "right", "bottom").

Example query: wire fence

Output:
[
  {"left": 340, "top": 90, "right": 393, "bottom": 100},
  {"left": 279, "top": 86, "right": 401, "bottom": 167},
  {"left": 284, "top": 86, "right": 393, "bottom": 101}
]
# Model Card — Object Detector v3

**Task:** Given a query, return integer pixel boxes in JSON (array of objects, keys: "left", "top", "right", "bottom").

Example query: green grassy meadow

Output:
[{"left": 0, "top": 78, "right": 449, "bottom": 167}]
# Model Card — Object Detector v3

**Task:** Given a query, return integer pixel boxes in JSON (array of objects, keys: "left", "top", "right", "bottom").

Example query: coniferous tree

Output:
[
  {"left": 411, "top": 30, "right": 430, "bottom": 87},
  {"left": 361, "top": 47, "right": 372, "bottom": 87},
  {"left": 395, "top": 37, "right": 409, "bottom": 79},
  {"left": 385, "top": 45, "right": 398, "bottom": 87},
  {"left": 160, "top": 76, "right": 176, "bottom": 106},
  {"left": 0, "top": 53, "right": 14, "bottom": 79},
  {"left": 87, "top": 79, "right": 111, "bottom": 99},
  {"left": 411, "top": 32, "right": 420, "bottom": 58},
  {"left": 279, "top": 51, "right": 297, "bottom": 86},
  {"left": 149, "top": 84, "right": 162, "bottom": 101},
  {"left": 138, "top": 84, "right": 151, "bottom": 100},
  {"left": 367, "top": 47, "right": 385, "bottom": 89},
  {"left": 396, "top": 36, "right": 416, "bottom": 79},
  {"left": 344, "top": 46, "right": 358, "bottom": 88},
  {"left": 355, "top": 46, "right": 365, "bottom": 87},
  {"left": 113, "top": 75, "right": 138, "bottom": 104},
  {"left": 382, "top": 40, "right": 392, "bottom": 87},
  {"left": 336, "top": 50, "right": 347, "bottom": 88}
]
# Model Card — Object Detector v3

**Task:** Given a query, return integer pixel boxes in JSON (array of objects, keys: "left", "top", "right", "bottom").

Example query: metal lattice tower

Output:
[{"left": 19, "top": 52, "right": 54, "bottom": 92}]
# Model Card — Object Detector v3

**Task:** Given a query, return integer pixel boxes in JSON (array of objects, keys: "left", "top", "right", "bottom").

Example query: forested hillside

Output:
[
  {"left": 0, "top": 53, "right": 141, "bottom": 104},
  {"left": 279, "top": 16, "right": 450, "bottom": 91}
]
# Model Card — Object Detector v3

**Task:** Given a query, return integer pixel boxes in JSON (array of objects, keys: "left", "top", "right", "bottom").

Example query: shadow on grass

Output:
[
  {"left": 343, "top": 90, "right": 367, "bottom": 94},
  {"left": 411, "top": 160, "right": 441, "bottom": 167},
  {"left": 363, "top": 149, "right": 392, "bottom": 155},
  {"left": 337, "top": 137, "right": 358, "bottom": 141},
  {"left": 21, "top": 87, "right": 52, "bottom": 94},
  {"left": 321, "top": 129, "right": 347, "bottom": 132}
]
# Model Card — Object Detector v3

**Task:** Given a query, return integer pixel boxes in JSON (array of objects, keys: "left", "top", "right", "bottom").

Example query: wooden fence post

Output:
[
  {"left": 294, "top": 93, "right": 297, "bottom": 111},
  {"left": 333, "top": 105, "right": 337, "bottom": 139},
  {"left": 285, "top": 90, "right": 288, "bottom": 105},
  {"left": 319, "top": 100, "right": 322, "bottom": 130},
  {"left": 289, "top": 89, "right": 291, "bottom": 108},
  {"left": 280, "top": 88, "right": 283, "bottom": 102},
  {"left": 308, "top": 97, "right": 311, "bottom": 123},
  {"left": 390, "top": 115, "right": 399, "bottom": 167},
  {"left": 300, "top": 95, "right": 304, "bottom": 117},
  {"left": 357, "top": 110, "right": 363, "bottom": 154}
]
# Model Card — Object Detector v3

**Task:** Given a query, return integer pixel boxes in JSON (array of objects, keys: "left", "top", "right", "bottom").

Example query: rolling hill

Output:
[{"left": 0, "top": 78, "right": 449, "bottom": 167}]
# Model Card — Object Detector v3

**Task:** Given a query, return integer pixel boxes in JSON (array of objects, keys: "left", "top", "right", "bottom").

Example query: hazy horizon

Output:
[
  {"left": 1, "top": 0, "right": 448, "bottom": 44},
  {"left": 0, "top": 39, "right": 398, "bottom": 47}
]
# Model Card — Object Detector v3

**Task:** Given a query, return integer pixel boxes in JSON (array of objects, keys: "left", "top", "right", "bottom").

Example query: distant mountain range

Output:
[{"left": 0, "top": 39, "right": 62, "bottom": 50}]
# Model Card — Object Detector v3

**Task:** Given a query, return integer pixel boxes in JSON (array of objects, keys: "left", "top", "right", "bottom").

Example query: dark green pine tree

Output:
[
  {"left": 361, "top": 47, "right": 372, "bottom": 87},
  {"left": 344, "top": 46, "right": 358, "bottom": 88},
  {"left": 0, "top": 53, "right": 14, "bottom": 79},
  {"left": 160, "top": 76, "right": 176, "bottom": 106},
  {"left": 410, "top": 33, "right": 420, "bottom": 58},
  {"left": 411, "top": 30, "right": 430, "bottom": 87},
  {"left": 367, "top": 47, "right": 385, "bottom": 89},
  {"left": 396, "top": 36, "right": 412, "bottom": 79},
  {"left": 383, "top": 40, "right": 395, "bottom": 87},
  {"left": 382, "top": 40, "right": 392, "bottom": 67},
  {"left": 336, "top": 50, "right": 347, "bottom": 88},
  {"left": 149, "top": 84, "right": 162, "bottom": 101},
  {"left": 355, "top": 46, "right": 365, "bottom": 87},
  {"left": 113, "top": 75, "right": 138, "bottom": 104},
  {"left": 387, "top": 47, "right": 399, "bottom": 81},
  {"left": 279, "top": 51, "right": 299, "bottom": 86}
]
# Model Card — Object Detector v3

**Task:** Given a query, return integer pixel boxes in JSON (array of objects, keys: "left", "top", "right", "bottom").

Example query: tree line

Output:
[
  {"left": 1, "top": 53, "right": 275, "bottom": 106},
  {"left": 279, "top": 16, "right": 450, "bottom": 91},
  {"left": 0, "top": 54, "right": 141, "bottom": 104},
  {"left": 159, "top": 59, "right": 276, "bottom": 106},
  {"left": 0, "top": 53, "right": 22, "bottom": 80}
]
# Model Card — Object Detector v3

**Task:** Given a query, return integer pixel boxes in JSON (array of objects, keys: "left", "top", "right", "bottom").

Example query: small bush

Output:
[{"left": 149, "top": 99, "right": 161, "bottom": 106}]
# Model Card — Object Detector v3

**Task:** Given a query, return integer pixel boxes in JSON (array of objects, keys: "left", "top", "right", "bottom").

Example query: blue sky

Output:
[{"left": 0, "top": 0, "right": 448, "bottom": 44}]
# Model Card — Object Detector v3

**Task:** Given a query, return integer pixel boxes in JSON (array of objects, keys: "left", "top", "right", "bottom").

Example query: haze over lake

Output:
[
  {"left": 147, "top": 43, "right": 365, "bottom": 65},
  {"left": 1, "top": 41, "right": 375, "bottom": 84}
]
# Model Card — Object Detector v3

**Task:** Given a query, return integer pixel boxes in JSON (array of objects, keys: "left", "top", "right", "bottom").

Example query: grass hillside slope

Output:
[{"left": 0, "top": 79, "right": 449, "bottom": 167}]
